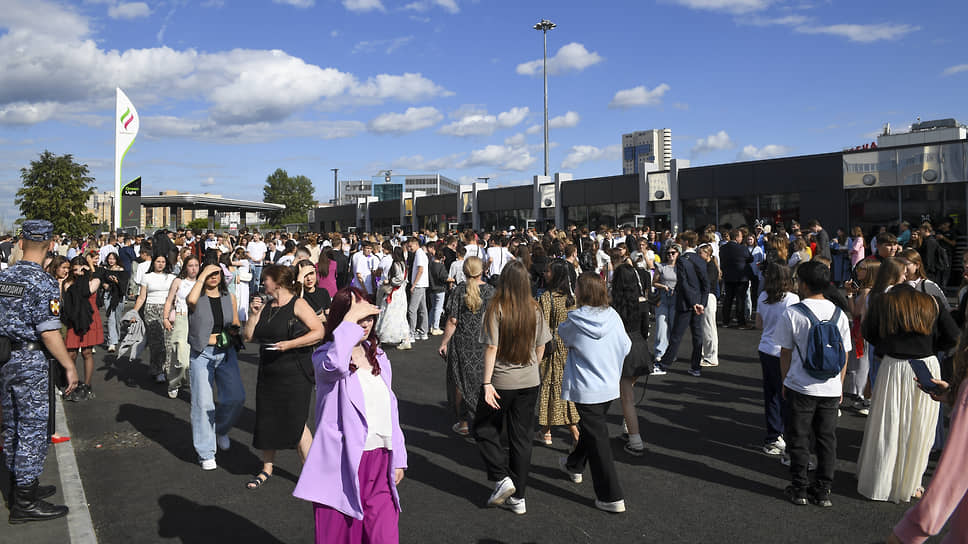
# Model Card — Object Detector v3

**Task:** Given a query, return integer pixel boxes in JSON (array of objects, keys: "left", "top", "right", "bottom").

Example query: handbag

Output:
[{"left": 238, "top": 270, "right": 253, "bottom": 282}]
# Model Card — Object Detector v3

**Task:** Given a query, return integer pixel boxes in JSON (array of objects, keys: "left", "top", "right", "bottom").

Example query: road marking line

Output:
[{"left": 54, "top": 394, "right": 98, "bottom": 544}]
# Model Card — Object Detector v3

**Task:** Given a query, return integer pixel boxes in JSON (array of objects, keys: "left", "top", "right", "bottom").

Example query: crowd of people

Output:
[{"left": 2, "top": 215, "right": 968, "bottom": 542}]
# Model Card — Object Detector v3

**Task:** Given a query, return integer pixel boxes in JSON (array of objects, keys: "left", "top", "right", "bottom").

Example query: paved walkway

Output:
[{"left": 4, "top": 326, "right": 943, "bottom": 543}]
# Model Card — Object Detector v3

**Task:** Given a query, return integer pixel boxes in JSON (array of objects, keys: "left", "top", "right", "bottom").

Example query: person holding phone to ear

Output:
[{"left": 857, "top": 284, "right": 959, "bottom": 503}]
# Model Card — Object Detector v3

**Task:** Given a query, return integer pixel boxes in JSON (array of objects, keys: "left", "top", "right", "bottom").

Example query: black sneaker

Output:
[
  {"left": 784, "top": 485, "right": 808, "bottom": 505},
  {"left": 80, "top": 383, "right": 95, "bottom": 400},
  {"left": 808, "top": 486, "right": 833, "bottom": 507}
]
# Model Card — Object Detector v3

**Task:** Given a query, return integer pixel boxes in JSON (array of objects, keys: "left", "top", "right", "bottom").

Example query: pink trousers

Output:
[{"left": 314, "top": 448, "right": 399, "bottom": 544}]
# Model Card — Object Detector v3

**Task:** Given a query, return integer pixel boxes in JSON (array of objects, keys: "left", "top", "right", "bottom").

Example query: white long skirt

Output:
[
  {"left": 375, "top": 287, "right": 409, "bottom": 345},
  {"left": 236, "top": 270, "right": 250, "bottom": 322},
  {"left": 856, "top": 354, "right": 940, "bottom": 503}
]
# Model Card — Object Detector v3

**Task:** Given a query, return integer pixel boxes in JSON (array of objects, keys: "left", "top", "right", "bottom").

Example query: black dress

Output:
[{"left": 252, "top": 296, "right": 313, "bottom": 450}]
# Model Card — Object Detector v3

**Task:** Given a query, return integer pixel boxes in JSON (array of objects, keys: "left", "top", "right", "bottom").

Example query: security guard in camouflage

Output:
[{"left": 1, "top": 220, "right": 78, "bottom": 524}]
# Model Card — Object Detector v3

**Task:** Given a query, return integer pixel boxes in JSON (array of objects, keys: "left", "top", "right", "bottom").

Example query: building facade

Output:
[
  {"left": 337, "top": 173, "right": 458, "bottom": 205},
  {"left": 623, "top": 129, "right": 672, "bottom": 174}
]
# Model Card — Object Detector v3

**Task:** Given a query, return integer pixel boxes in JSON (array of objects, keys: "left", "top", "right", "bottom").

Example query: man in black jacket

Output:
[
  {"left": 720, "top": 229, "right": 754, "bottom": 329},
  {"left": 656, "top": 230, "right": 709, "bottom": 377}
]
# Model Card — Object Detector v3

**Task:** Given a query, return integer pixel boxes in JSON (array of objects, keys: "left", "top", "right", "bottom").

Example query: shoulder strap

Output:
[{"left": 792, "top": 302, "right": 820, "bottom": 326}]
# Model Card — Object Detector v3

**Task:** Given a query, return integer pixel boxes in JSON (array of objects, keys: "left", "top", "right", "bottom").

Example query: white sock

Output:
[{"left": 627, "top": 433, "right": 643, "bottom": 447}]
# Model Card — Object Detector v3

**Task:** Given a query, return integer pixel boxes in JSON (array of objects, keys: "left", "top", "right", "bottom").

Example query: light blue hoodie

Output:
[{"left": 558, "top": 305, "right": 631, "bottom": 404}]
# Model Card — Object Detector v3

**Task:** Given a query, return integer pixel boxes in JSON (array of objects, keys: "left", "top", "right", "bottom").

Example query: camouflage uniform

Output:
[{"left": 0, "top": 233, "right": 62, "bottom": 486}]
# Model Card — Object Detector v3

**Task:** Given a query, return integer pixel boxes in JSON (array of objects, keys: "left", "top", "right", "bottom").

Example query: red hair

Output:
[{"left": 323, "top": 286, "right": 381, "bottom": 375}]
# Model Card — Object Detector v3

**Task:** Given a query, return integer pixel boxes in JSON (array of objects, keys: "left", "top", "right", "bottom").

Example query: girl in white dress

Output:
[
  {"left": 375, "top": 246, "right": 410, "bottom": 347},
  {"left": 232, "top": 247, "right": 251, "bottom": 323}
]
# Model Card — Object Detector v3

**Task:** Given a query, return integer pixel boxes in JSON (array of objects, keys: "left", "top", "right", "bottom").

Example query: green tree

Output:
[
  {"left": 16, "top": 150, "right": 97, "bottom": 238},
  {"left": 263, "top": 168, "right": 315, "bottom": 225}
]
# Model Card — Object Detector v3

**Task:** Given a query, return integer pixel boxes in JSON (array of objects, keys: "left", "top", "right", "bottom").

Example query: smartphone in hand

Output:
[{"left": 909, "top": 359, "right": 939, "bottom": 393}]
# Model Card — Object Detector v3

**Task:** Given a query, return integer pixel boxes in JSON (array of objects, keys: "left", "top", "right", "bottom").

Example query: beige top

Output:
[{"left": 480, "top": 307, "right": 552, "bottom": 390}]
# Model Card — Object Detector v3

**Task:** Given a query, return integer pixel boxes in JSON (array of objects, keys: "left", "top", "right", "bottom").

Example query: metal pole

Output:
[
  {"left": 542, "top": 28, "right": 549, "bottom": 177},
  {"left": 331, "top": 168, "right": 339, "bottom": 204}
]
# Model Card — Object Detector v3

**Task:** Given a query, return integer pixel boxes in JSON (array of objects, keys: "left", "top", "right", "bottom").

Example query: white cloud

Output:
[
  {"left": 343, "top": 0, "right": 385, "bottom": 12},
  {"left": 691, "top": 130, "right": 735, "bottom": 155},
  {"left": 794, "top": 23, "right": 918, "bottom": 43},
  {"left": 561, "top": 144, "right": 621, "bottom": 170},
  {"left": 737, "top": 144, "right": 792, "bottom": 161},
  {"left": 353, "top": 36, "right": 414, "bottom": 54},
  {"left": 458, "top": 144, "right": 535, "bottom": 171},
  {"left": 390, "top": 153, "right": 461, "bottom": 171},
  {"left": 439, "top": 106, "right": 529, "bottom": 137},
  {"left": 943, "top": 64, "right": 968, "bottom": 76},
  {"left": 403, "top": 0, "right": 459, "bottom": 14},
  {"left": 526, "top": 111, "right": 580, "bottom": 134},
  {"left": 367, "top": 106, "right": 442, "bottom": 134},
  {"left": 108, "top": 2, "right": 152, "bottom": 19},
  {"left": 0, "top": 1, "right": 451, "bottom": 131},
  {"left": 673, "top": 102, "right": 689, "bottom": 110},
  {"left": 504, "top": 132, "right": 526, "bottom": 146},
  {"left": 201, "top": 176, "right": 216, "bottom": 186},
  {"left": 274, "top": 0, "right": 315, "bottom": 6},
  {"left": 143, "top": 116, "right": 365, "bottom": 143},
  {"left": 516, "top": 43, "right": 603, "bottom": 76},
  {"left": 669, "top": 0, "right": 773, "bottom": 13},
  {"left": 609, "top": 84, "right": 670, "bottom": 109}
]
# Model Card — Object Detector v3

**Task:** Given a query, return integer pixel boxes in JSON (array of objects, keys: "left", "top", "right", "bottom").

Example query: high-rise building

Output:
[
  {"left": 86, "top": 190, "right": 115, "bottom": 226},
  {"left": 338, "top": 174, "right": 458, "bottom": 204},
  {"left": 623, "top": 129, "right": 672, "bottom": 174}
]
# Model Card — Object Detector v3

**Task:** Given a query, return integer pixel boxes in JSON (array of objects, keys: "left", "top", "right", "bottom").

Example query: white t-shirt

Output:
[
  {"left": 448, "top": 258, "right": 465, "bottom": 284},
  {"left": 351, "top": 252, "right": 375, "bottom": 294},
  {"left": 775, "top": 297, "right": 852, "bottom": 397},
  {"left": 464, "top": 243, "right": 483, "bottom": 261},
  {"left": 133, "top": 260, "right": 151, "bottom": 287},
  {"left": 247, "top": 241, "right": 267, "bottom": 262},
  {"left": 277, "top": 255, "right": 295, "bottom": 267},
  {"left": 412, "top": 248, "right": 429, "bottom": 288},
  {"left": 757, "top": 291, "right": 800, "bottom": 357},
  {"left": 379, "top": 254, "right": 393, "bottom": 281},
  {"left": 142, "top": 272, "right": 175, "bottom": 305},
  {"left": 486, "top": 246, "right": 511, "bottom": 277}
]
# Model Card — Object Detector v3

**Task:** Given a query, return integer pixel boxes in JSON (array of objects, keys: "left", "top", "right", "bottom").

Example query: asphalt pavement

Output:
[{"left": 2, "top": 324, "right": 945, "bottom": 543}]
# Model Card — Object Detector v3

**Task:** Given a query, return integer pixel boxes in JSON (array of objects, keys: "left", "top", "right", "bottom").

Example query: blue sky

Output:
[{"left": 1, "top": 0, "right": 966, "bottom": 226}]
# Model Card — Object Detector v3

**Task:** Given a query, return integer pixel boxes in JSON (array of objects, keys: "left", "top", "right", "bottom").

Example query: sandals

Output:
[
  {"left": 247, "top": 471, "right": 272, "bottom": 489},
  {"left": 451, "top": 421, "right": 470, "bottom": 436},
  {"left": 912, "top": 487, "right": 925, "bottom": 500}
]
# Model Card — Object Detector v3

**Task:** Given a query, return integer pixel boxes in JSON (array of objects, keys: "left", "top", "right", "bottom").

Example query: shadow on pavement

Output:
[{"left": 158, "top": 494, "right": 285, "bottom": 543}]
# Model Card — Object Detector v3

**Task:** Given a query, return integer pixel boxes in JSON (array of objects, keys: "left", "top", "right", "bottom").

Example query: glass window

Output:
[
  {"left": 717, "top": 197, "right": 756, "bottom": 229},
  {"left": 682, "top": 198, "right": 715, "bottom": 231},
  {"left": 847, "top": 186, "right": 898, "bottom": 235},
  {"left": 566, "top": 206, "right": 588, "bottom": 229},
  {"left": 900, "top": 185, "right": 944, "bottom": 226},
  {"left": 758, "top": 193, "right": 800, "bottom": 228},
  {"left": 616, "top": 202, "right": 639, "bottom": 227},
  {"left": 588, "top": 204, "right": 616, "bottom": 230}
]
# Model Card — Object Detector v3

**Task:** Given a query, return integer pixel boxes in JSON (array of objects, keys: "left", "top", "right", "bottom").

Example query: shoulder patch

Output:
[
  {"left": 50, "top": 299, "right": 60, "bottom": 316},
  {"left": 0, "top": 282, "right": 27, "bottom": 298}
]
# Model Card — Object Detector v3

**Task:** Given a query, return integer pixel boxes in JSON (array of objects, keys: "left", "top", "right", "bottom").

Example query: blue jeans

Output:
[
  {"left": 190, "top": 346, "right": 245, "bottom": 461},
  {"left": 102, "top": 291, "right": 125, "bottom": 346},
  {"left": 250, "top": 264, "right": 263, "bottom": 293},
  {"left": 654, "top": 291, "right": 676, "bottom": 359},
  {"left": 428, "top": 291, "right": 445, "bottom": 331}
]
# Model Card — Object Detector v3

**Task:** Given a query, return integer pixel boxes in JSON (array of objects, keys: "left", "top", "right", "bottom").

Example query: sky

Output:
[{"left": 0, "top": 0, "right": 966, "bottom": 227}]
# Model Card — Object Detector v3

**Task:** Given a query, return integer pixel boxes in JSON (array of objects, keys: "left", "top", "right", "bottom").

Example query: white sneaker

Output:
[
  {"left": 650, "top": 365, "right": 667, "bottom": 376},
  {"left": 217, "top": 434, "right": 230, "bottom": 451},
  {"left": 107, "top": 344, "right": 117, "bottom": 353},
  {"left": 430, "top": 328, "right": 444, "bottom": 336},
  {"left": 595, "top": 499, "right": 626, "bottom": 513},
  {"left": 397, "top": 341, "right": 412, "bottom": 350},
  {"left": 503, "top": 496, "right": 526, "bottom": 515},
  {"left": 418, "top": 334, "right": 429, "bottom": 341},
  {"left": 155, "top": 373, "right": 166, "bottom": 383},
  {"left": 558, "top": 457, "right": 583, "bottom": 483},
  {"left": 487, "top": 477, "right": 516, "bottom": 506},
  {"left": 200, "top": 458, "right": 217, "bottom": 471},
  {"left": 763, "top": 440, "right": 784, "bottom": 456},
  {"left": 167, "top": 388, "right": 179, "bottom": 399}
]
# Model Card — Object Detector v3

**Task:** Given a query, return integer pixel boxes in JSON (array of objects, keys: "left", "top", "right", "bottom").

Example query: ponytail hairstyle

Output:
[
  {"left": 463, "top": 256, "right": 484, "bottom": 313},
  {"left": 262, "top": 264, "right": 298, "bottom": 294},
  {"left": 322, "top": 286, "right": 381, "bottom": 375}
]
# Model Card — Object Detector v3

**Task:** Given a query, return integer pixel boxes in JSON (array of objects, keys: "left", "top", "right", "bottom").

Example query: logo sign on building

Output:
[
  {"left": 461, "top": 192, "right": 472, "bottom": 213},
  {"left": 404, "top": 198, "right": 413, "bottom": 217},
  {"left": 539, "top": 183, "right": 556, "bottom": 209},
  {"left": 121, "top": 176, "right": 141, "bottom": 229}
]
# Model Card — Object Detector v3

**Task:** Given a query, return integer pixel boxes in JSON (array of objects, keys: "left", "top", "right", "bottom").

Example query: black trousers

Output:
[
  {"left": 721, "top": 281, "right": 749, "bottom": 326},
  {"left": 749, "top": 276, "right": 760, "bottom": 313},
  {"left": 473, "top": 385, "right": 539, "bottom": 499},
  {"left": 784, "top": 388, "right": 838, "bottom": 491},
  {"left": 566, "top": 401, "right": 623, "bottom": 503},
  {"left": 660, "top": 309, "right": 703, "bottom": 371}
]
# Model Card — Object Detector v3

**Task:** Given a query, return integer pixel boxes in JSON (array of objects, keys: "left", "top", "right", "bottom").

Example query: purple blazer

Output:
[{"left": 293, "top": 321, "right": 408, "bottom": 520}]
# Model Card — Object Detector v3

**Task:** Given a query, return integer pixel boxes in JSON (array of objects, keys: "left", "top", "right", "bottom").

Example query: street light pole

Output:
[
  {"left": 533, "top": 18, "right": 556, "bottom": 177},
  {"left": 331, "top": 168, "right": 339, "bottom": 204}
]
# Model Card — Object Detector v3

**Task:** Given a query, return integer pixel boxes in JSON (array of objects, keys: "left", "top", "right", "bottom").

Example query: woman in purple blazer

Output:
[{"left": 294, "top": 286, "right": 408, "bottom": 544}]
